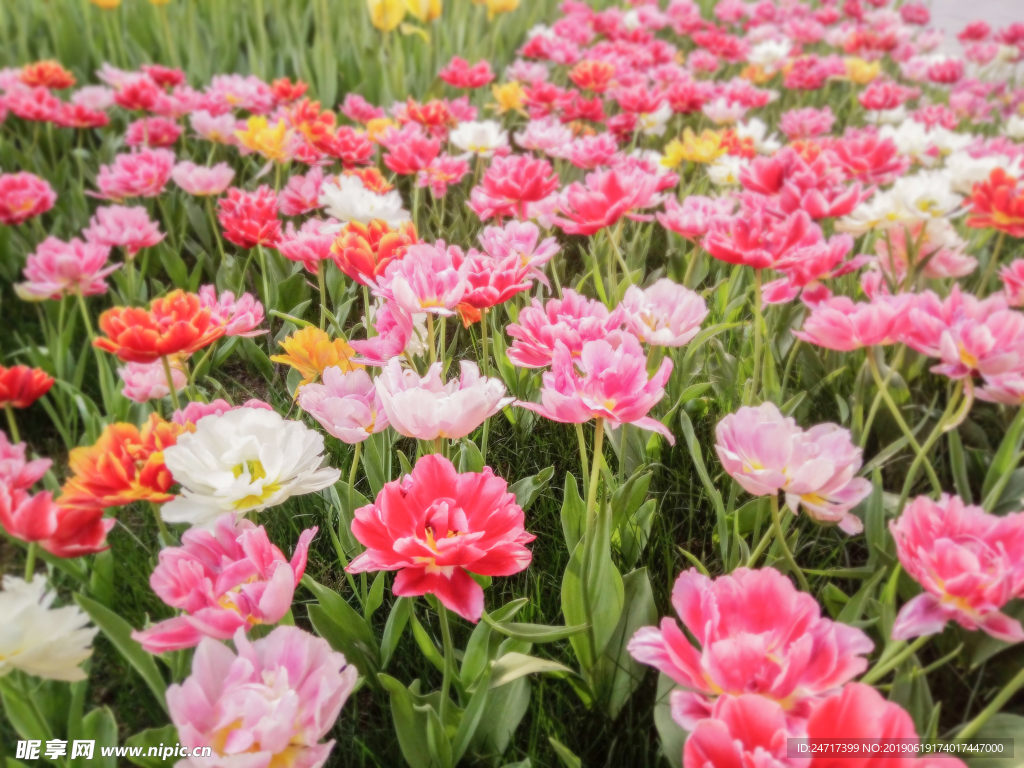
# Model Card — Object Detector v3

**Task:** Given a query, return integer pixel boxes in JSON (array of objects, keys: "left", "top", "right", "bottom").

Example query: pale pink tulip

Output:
[
  {"left": 278, "top": 166, "right": 325, "bottom": 217},
  {"left": 375, "top": 241, "right": 467, "bottom": 317},
  {"left": 118, "top": 360, "right": 186, "bottom": 403},
  {"left": 627, "top": 567, "right": 872, "bottom": 729},
  {"left": 1001, "top": 259, "right": 1024, "bottom": 308},
  {"left": 517, "top": 334, "right": 675, "bottom": 443},
  {"left": 0, "top": 431, "right": 51, "bottom": 492},
  {"left": 299, "top": 367, "right": 389, "bottom": 444},
  {"left": 199, "top": 285, "right": 265, "bottom": 337},
  {"left": 477, "top": 219, "right": 559, "bottom": 279},
  {"left": 891, "top": 494, "right": 1024, "bottom": 643},
  {"left": 95, "top": 148, "right": 175, "bottom": 201},
  {"left": 714, "top": 402, "right": 803, "bottom": 496},
  {"left": 189, "top": 110, "right": 242, "bottom": 146},
  {"left": 171, "top": 398, "right": 274, "bottom": 429},
  {"left": 901, "top": 287, "right": 1024, "bottom": 380},
  {"left": 82, "top": 205, "right": 165, "bottom": 256},
  {"left": 277, "top": 218, "right": 336, "bottom": 274},
  {"left": 619, "top": 278, "right": 708, "bottom": 347},
  {"left": 350, "top": 301, "right": 417, "bottom": 367},
  {"left": 171, "top": 161, "right": 235, "bottom": 197},
  {"left": 506, "top": 289, "right": 625, "bottom": 368},
  {"left": 657, "top": 195, "right": 735, "bottom": 241},
  {"left": 794, "top": 295, "right": 907, "bottom": 351},
  {"left": 347, "top": 454, "right": 534, "bottom": 622},
  {"left": 978, "top": 372, "right": 1024, "bottom": 406},
  {"left": 375, "top": 359, "right": 511, "bottom": 441},
  {"left": 133, "top": 514, "right": 315, "bottom": 652},
  {"left": 783, "top": 423, "right": 872, "bottom": 534},
  {"left": 15, "top": 236, "right": 117, "bottom": 301},
  {"left": 167, "top": 625, "right": 356, "bottom": 768}
]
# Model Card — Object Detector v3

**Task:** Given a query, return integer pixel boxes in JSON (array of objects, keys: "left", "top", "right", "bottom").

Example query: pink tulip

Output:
[
  {"left": 375, "top": 359, "right": 511, "bottom": 441},
  {"left": 346, "top": 454, "right": 535, "bottom": 622},
  {"left": 703, "top": 207, "right": 820, "bottom": 270},
  {"left": 714, "top": 403, "right": 802, "bottom": 496},
  {"left": 171, "top": 398, "right": 274, "bottom": 428},
  {"left": 189, "top": 110, "right": 243, "bottom": 146},
  {"left": 794, "top": 295, "right": 907, "bottom": 351},
  {"left": 514, "top": 117, "right": 574, "bottom": 155},
  {"left": 872, "top": 222, "right": 976, "bottom": 282},
  {"left": 15, "top": 236, "right": 118, "bottom": 301},
  {"left": 118, "top": 360, "right": 186, "bottom": 403},
  {"left": 901, "top": 287, "right": 1024, "bottom": 380},
  {"left": 890, "top": 494, "right": 1024, "bottom": 643},
  {"left": 506, "top": 289, "right": 625, "bottom": 368},
  {"left": 0, "top": 171, "right": 57, "bottom": 226},
  {"left": 278, "top": 166, "right": 325, "bottom": 217},
  {"left": 619, "top": 278, "right": 708, "bottom": 347},
  {"left": 517, "top": 334, "right": 675, "bottom": 443},
  {"left": 477, "top": 219, "right": 559, "bottom": 279},
  {"left": 95, "top": 148, "right": 175, "bottom": 201},
  {"left": 657, "top": 195, "right": 735, "bottom": 241},
  {"left": 978, "top": 372, "right": 1024, "bottom": 406},
  {"left": 806, "top": 683, "right": 967, "bottom": 768},
  {"left": 375, "top": 241, "right": 467, "bottom": 317},
  {"left": 350, "top": 301, "right": 416, "bottom": 367},
  {"left": 554, "top": 166, "right": 664, "bottom": 236},
  {"left": 299, "top": 367, "right": 389, "bottom": 444},
  {"left": 1000, "top": 259, "right": 1024, "bottom": 308},
  {"left": 171, "top": 161, "right": 235, "bottom": 197},
  {"left": 0, "top": 431, "right": 51, "bottom": 491},
  {"left": 453, "top": 249, "right": 534, "bottom": 310},
  {"left": 167, "top": 625, "right": 356, "bottom": 768},
  {"left": 627, "top": 567, "right": 872, "bottom": 729},
  {"left": 199, "top": 285, "right": 265, "bottom": 337},
  {"left": 783, "top": 423, "right": 872, "bottom": 535},
  {"left": 683, "top": 695, "right": 793, "bottom": 768},
  {"left": 82, "top": 205, "right": 165, "bottom": 256},
  {"left": 133, "top": 513, "right": 316, "bottom": 652},
  {"left": 778, "top": 106, "right": 835, "bottom": 140},
  {"left": 277, "top": 218, "right": 336, "bottom": 274}
]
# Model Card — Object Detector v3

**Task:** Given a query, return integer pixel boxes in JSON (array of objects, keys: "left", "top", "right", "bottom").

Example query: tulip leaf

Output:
[
  {"left": 561, "top": 473, "right": 586, "bottom": 554},
  {"left": 509, "top": 465, "right": 554, "bottom": 511},
  {"left": 74, "top": 594, "right": 168, "bottom": 714},
  {"left": 307, "top": 605, "right": 379, "bottom": 685},
  {"left": 124, "top": 725, "right": 179, "bottom": 768},
  {"left": 458, "top": 438, "right": 484, "bottom": 474},
  {"left": 489, "top": 653, "right": 575, "bottom": 689},
  {"left": 410, "top": 612, "right": 447, "bottom": 675},
  {"left": 452, "top": 662, "right": 492, "bottom": 764},
  {"left": 378, "top": 675, "right": 433, "bottom": 768},
  {"left": 548, "top": 738, "right": 582, "bottom": 768},
  {"left": 679, "top": 411, "right": 728, "bottom": 565},
  {"left": 381, "top": 596, "right": 412, "bottom": 669},
  {"left": 610, "top": 469, "right": 652, "bottom": 533},
  {"left": 654, "top": 673, "right": 687, "bottom": 768},
  {"left": 365, "top": 571, "right": 387, "bottom": 622},
  {"left": 425, "top": 705, "right": 453, "bottom": 768},
  {"left": 583, "top": 496, "right": 625, "bottom": 661},
  {"left": 481, "top": 614, "right": 588, "bottom": 643},
  {"left": 80, "top": 707, "right": 118, "bottom": 768}
]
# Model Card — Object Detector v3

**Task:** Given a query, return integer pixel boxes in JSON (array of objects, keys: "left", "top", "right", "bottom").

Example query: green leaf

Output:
[
  {"left": 307, "top": 605, "right": 379, "bottom": 684},
  {"left": 679, "top": 411, "right": 728, "bottom": 565},
  {"left": 582, "top": 497, "right": 625, "bottom": 662},
  {"left": 74, "top": 594, "right": 167, "bottom": 714},
  {"left": 452, "top": 662, "right": 492, "bottom": 764},
  {"left": 363, "top": 429, "right": 393, "bottom": 498},
  {"left": 410, "top": 612, "right": 446, "bottom": 675},
  {"left": 302, "top": 576, "right": 379, "bottom": 657},
  {"left": 963, "top": 714, "right": 1024, "bottom": 768},
  {"left": 482, "top": 614, "right": 588, "bottom": 644},
  {"left": 654, "top": 673, "right": 686, "bottom": 768},
  {"left": 425, "top": 705, "right": 453, "bottom": 768},
  {"left": 88, "top": 549, "right": 115, "bottom": 608},
  {"left": 489, "top": 652, "right": 575, "bottom": 688},
  {"left": 124, "top": 726, "right": 179, "bottom": 768},
  {"left": 549, "top": 738, "right": 582, "bottom": 768},
  {"left": 458, "top": 438, "right": 484, "bottom": 474},
  {"left": 509, "top": 465, "right": 554, "bottom": 511},
  {"left": 610, "top": 470, "right": 652, "bottom": 532},
  {"left": 396, "top": 449, "right": 414, "bottom": 479},
  {"left": 560, "top": 473, "right": 586, "bottom": 554},
  {"left": 381, "top": 597, "right": 412, "bottom": 670},
  {"left": 377, "top": 675, "right": 433, "bottom": 768},
  {"left": 837, "top": 562, "right": 887, "bottom": 625},
  {"left": 983, "top": 407, "right": 1024, "bottom": 510},
  {"left": 242, "top": 337, "right": 275, "bottom": 382},
  {"left": 302, "top": 576, "right": 380, "bottom": 679},
  {"left": 277, "top": 271, "right": 310, "bottom": 316},
  {"left": 80, "top": 707, "right": 118, "bottom": 768},
  {"left": 159, "top": 249, "right": 188, "bottom": 289},
  {"left": 364, "top": 571, "right": 386, "bottom": 622}
]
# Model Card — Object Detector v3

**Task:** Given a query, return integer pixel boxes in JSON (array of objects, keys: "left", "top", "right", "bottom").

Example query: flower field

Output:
[{"left": 3, "top": 0, "right": 1024, "bottom": 766}]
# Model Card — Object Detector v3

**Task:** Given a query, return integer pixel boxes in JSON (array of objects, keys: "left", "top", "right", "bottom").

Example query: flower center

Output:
[{"left": 231, "top": 459, "right": 282, "bottom": 510}]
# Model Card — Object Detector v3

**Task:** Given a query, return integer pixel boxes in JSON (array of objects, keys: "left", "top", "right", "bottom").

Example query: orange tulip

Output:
[
  {"left": 95, "top": 289, "right": 225, "bottom": 363},
  {"left": 19, "top": 60, "right": 76, "bottom": 90},
  {"left": 0, "top": 365, "right": 54, "bottom": 409},
  {"left": 331, "top": 219, "right": 418, "bottom": 286},
  {"left": 270, "top": 326, "right": 363, "bottom": 388},
  {"left": 59, "top": 414, "right": 184, "bottom": 510},
  {"left": 968, "top": 169, "right": 1024, "bottom": 238}
]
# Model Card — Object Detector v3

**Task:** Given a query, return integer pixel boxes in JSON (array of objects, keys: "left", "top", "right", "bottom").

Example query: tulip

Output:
[
  {"left": 619, "top": 279, "right": 708, "bottom": 347},
  {"left": 95, "top": 148, "right": 175, "bottom": 201},
  {"left": 507, "top": 290, "right": 625, "bottom": 369},
  {"left": 95, "top": 290, "right": 225, "bottom": 363},
  {"left": 299, "top": 367, "right": 390, "bottom": 443},
  {"left": 15, "top": 237, "right": 118, "bottom": 301},
  {"left": 0, "top": 172, "right": 56, "bottom": 226},
  {"left": 347, "top": 454, "right": 534, "bottom": 621},
  {"left": 82, "top": 205, "right": 165, "bottom": 256},
  {"left": 171, "top": 161, "right": 235, "bottom": 197}
]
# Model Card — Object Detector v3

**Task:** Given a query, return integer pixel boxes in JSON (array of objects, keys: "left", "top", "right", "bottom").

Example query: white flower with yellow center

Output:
[
  {"left": 449, "top": 120, "right": 510, "bottom": 158},
  {"left": 318, "top": 174, "right": 410, "bottom": 228},
  {"left": 162, "top": 408, "right": 340, "bottom": 529},
  {"left": 0, "top": 576, "right": 97, "bottom": 682}
]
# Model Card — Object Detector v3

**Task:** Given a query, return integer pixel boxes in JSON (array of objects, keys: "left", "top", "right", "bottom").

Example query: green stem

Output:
[
  {"left": 5, "top": 404, "right": 21, "bottom": 444},
  {"left": 861, "top": 635, "right": 929, "bottom": 685},
  {"left": 955, "top": 664, "right": 1024, "bottom": 741},
  {"left": 347, "top": 441, "right": 362, "bottom": 530},
  {"left": 317, "top": 260, "right": 328, "bottom": 330},
  {"left": 24, "top": 542, "right": 37, "bottom": 581},
  {"left": 575, "top": 423, "right": 590, "bottom": 499},
  {"left": 77, "top": 291, "right": 113, "bottom": 414},
  {"left": 859, "top": 345, "right": 905, "bottom": 450},
  {"left": 585, "top": 418, "right": 605, "bottom": 533},
  {"left": 749, "top": 269, "right": 763, "bottom": 405},
  {"left": 746, "top": 522, "right": 773, "bottom": 568},
  {"left": 151, "top": 502, "right": 175, "bottom": 548},
  {"left": 480, "top": 309, "right": 490, "bottom": 462},
  {"left": 427, "top": 313, "right": 436, "bottom": 364},
  {"left": 977, "top": 230, "right": 1006, "bottom": 295},
  {"left": 897, "top": 380, "right": 966, "bottom": 512},
  {"left": 866, "top": 353, "right": 943, "bottom": 495},
  {"left": 161, "top": 356, "right": 182, "bottom": 411},
  {"left": 207, "top": 197, "right": 226, "bottom": 265},
  {"left": 362, "top": 284, "right": 375, "bottom": 337},
  {"left": 682, "top": 243, "right": 701, "bottom": 288},
  {"left": 770, "top": 494, "right": 809, "bottom": 591},
  {"left": 438, "top": 603, "right": 454, "bottom": 725}
]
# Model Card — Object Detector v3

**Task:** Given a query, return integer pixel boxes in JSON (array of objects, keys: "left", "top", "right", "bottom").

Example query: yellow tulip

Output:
[
  {"left": 662, "top": 128, "right": 726, "bottom": 167},
  {"left": 486, "top": 0, "right": 518, "bottom": 19},
  {"left": 366, "top": 117, "right": 396, "bottom": 143},
  {"left": 405, "top": 0, "right": 441, "bottom": 23},
  {"left": 490, "top": 81, "right": 525, "bottom": 115},
  {"left": 368, "top": 0, "right": 406, "bottom": 32},
  {"left": 235, "top": 116, "right": 292, "bottom": 163},
  {"left": 843, "top": 57, "right": 881, "bottom": 85},
  {"left": 89, "top": 0, "right": 121, "bottom": 8}
]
